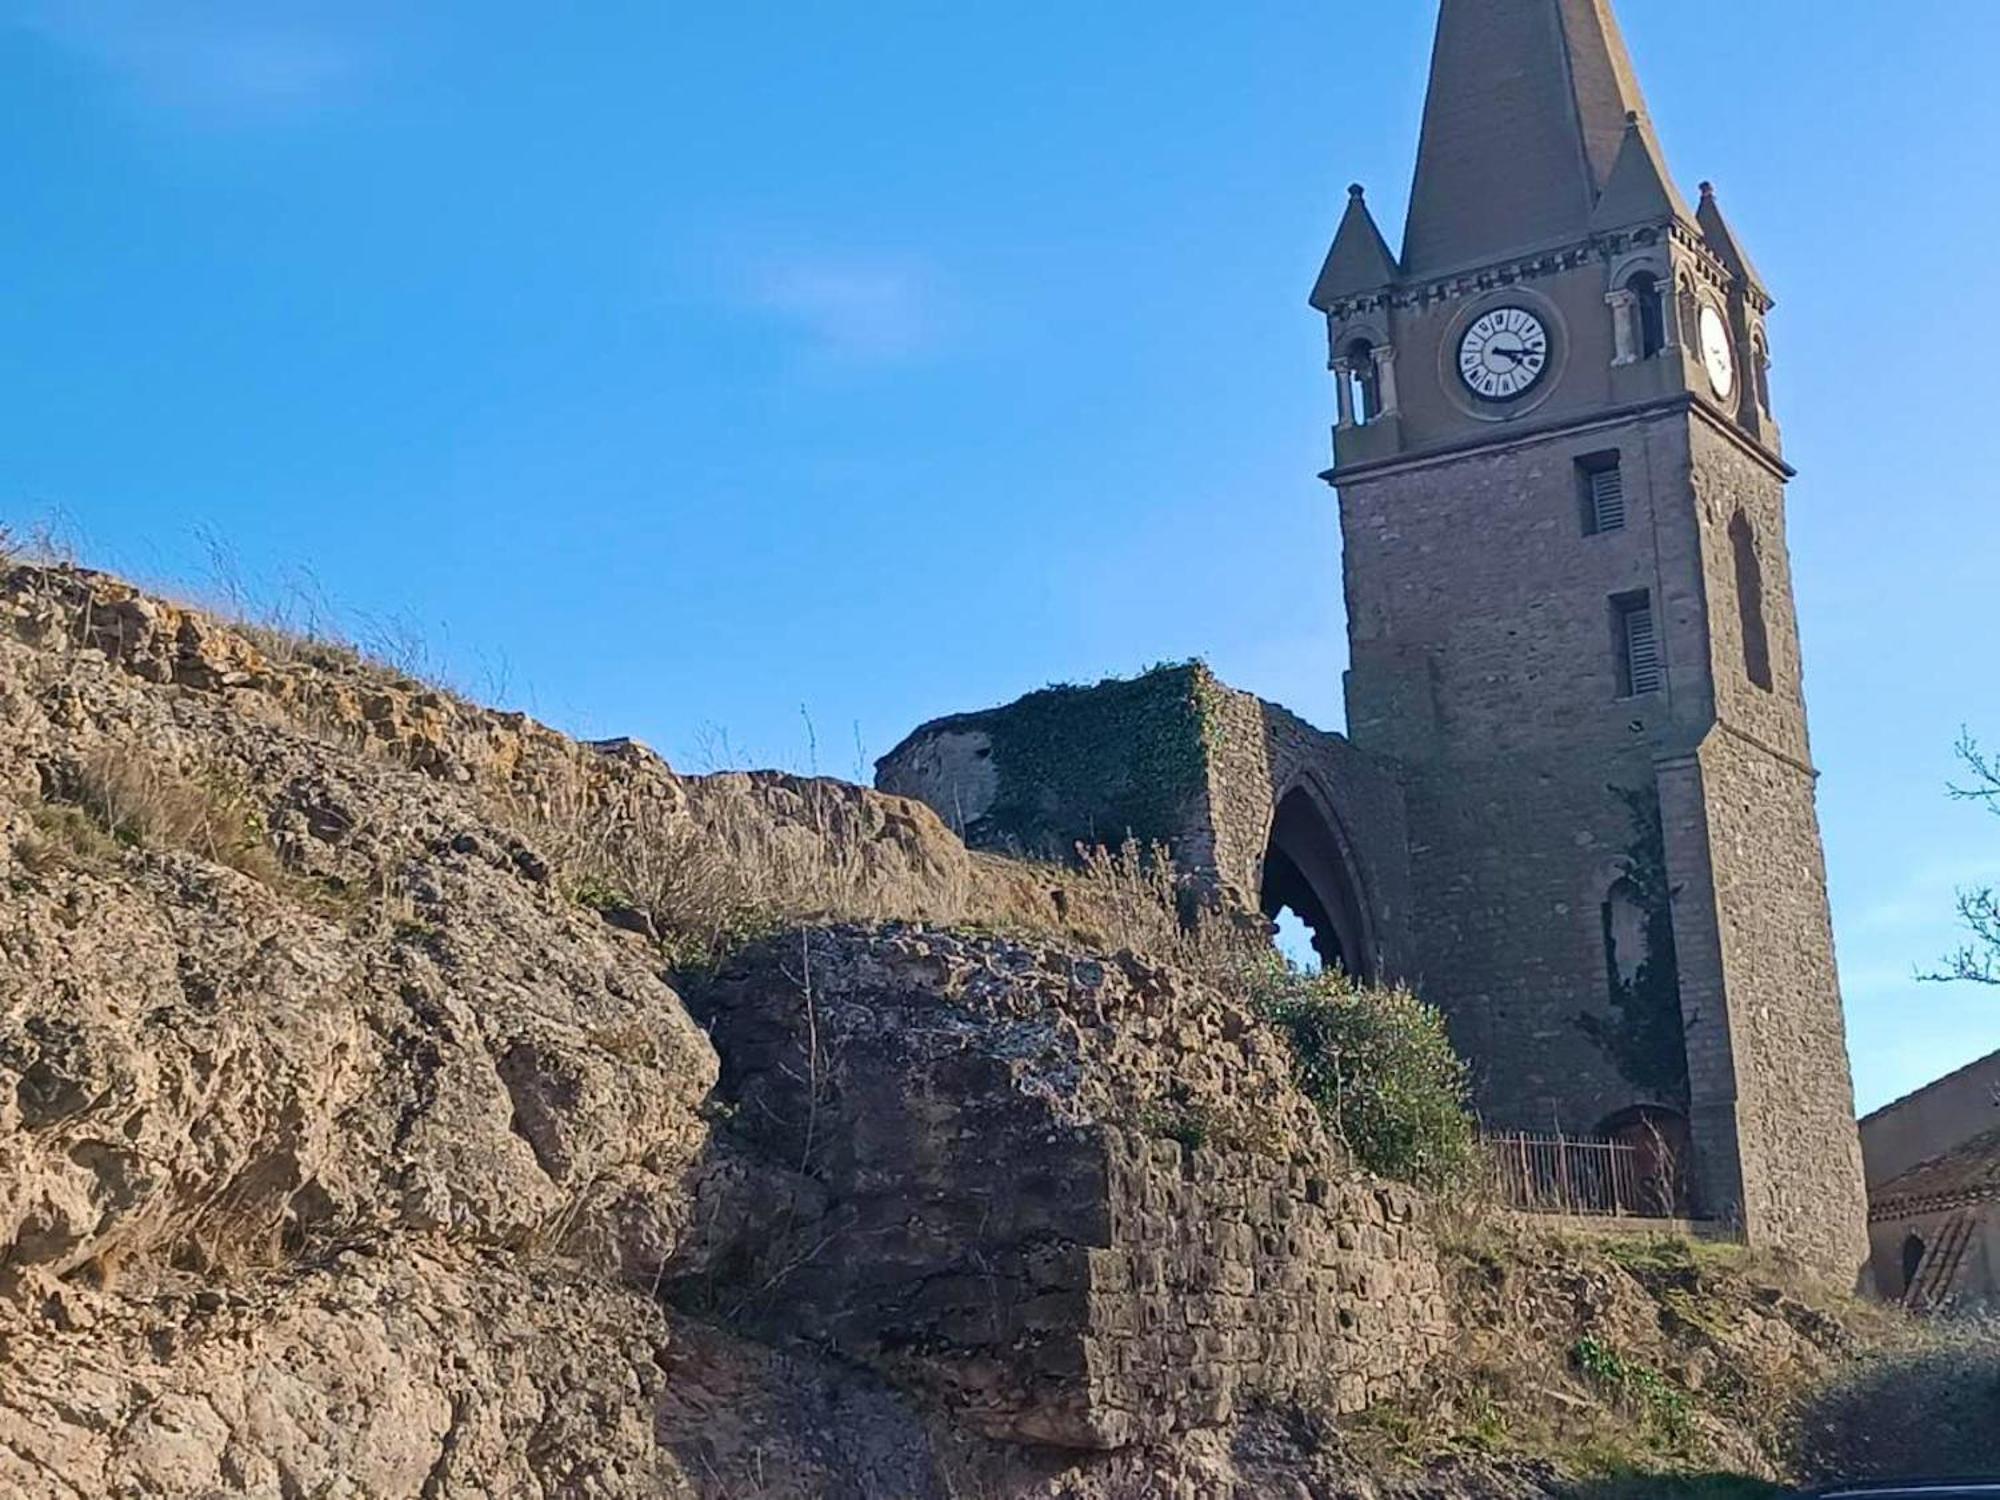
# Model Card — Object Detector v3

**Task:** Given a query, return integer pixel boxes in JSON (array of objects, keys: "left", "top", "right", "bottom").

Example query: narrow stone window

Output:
[
  {"left": 1613, "top": 591, "right": 1663, "bottom": 697},
  {"left": 1730, "top": 512, "right": 1774, "bottom": 691},
  {"left": 1753, "top": 336, "right": 1773, "bottom": 412},
  {"left": 1578, "top": 451, "right": 1625, "bottom": 535},
  {"left": 1627, "top": 272, "right": 1667, "bottom": 358}
]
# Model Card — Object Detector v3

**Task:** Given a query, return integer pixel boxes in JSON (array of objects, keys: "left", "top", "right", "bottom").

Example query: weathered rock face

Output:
[
  {"left": 0, "top": 561, "right": 1454, "bottom": 1496},
  {"left": 681, "top": 927, "right": 1449, "bottom": 1452},
  {"left": 0, "top": 561, "right": 1902, "bottom": 1498},
  {"left": 0, "top": 1244, "right": 682, "bottom": 1499},
  {"left": 0, "top": 638, "right": 718, "bottom": 1302}
]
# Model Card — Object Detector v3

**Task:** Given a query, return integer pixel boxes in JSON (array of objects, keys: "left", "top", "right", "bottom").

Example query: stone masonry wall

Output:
[
  {"left": 679, "top": 927, "right": 1447, "bottom": 1451},
  {"left": 1668, "top": 729, "right": 1869, "bottom": 1276},
  {"left": 1093, "top": 1131, "right": 1445, "bottom": 1435},
  {"left": 1340, "top": 412, "right": 1706, "bottom": 1136},
  {"left": 874, "top": 668, "right": 1215, "bottom": 862},
  {"left": 1679, "top": 420, "right": 1867, "bottom": 1276}
]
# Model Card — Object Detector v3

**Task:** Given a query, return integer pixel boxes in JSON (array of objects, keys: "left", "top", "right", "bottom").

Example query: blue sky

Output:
[{"left": 2, "top": 1, "right": 1994, "bottom": 1113}]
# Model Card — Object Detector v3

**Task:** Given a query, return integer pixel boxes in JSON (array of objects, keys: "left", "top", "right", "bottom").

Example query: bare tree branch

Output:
[
  {"left": 1948, "top": 729, "right": 2000, "bottom": 812},
  {"left": 1924, "top": 733, "right": 2000, "bottom": 987}
]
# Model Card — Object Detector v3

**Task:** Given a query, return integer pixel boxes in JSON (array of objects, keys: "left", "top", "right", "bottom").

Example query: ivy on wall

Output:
[
  {"left": 1580, "top": 787, "right": 1692, "bottom": 1106},
  {"left": 953, "top": 661, "right": 1224, "bottom": 861}
]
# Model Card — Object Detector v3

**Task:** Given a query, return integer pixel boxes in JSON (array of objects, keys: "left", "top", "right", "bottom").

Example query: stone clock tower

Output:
[{"left": 1313, "top": 0, "right": 1868, "bottom": 1272}]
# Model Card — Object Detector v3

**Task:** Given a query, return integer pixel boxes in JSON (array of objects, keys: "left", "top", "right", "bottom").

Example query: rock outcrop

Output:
[{"left": 0, "top": 560, "right": 1929, "bottom": 1498}]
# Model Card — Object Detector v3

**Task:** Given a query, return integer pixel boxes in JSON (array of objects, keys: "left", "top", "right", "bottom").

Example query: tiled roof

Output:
[{"left": 1871, "top": 1124, "right": 2000, "bottom": 1221}]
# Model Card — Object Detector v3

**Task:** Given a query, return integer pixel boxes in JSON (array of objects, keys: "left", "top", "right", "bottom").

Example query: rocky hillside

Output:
[{"left": 0, "top": 559, "right": 1981, "bottom": 1498}]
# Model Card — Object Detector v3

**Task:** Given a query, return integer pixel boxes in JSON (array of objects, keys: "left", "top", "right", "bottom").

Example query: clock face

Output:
[
  {"left": 1699, "top": 304, "right": 1736, "bottom": 398},
  {"left": 1457, "top": 307, "right": 1550, "bottom": 402}
]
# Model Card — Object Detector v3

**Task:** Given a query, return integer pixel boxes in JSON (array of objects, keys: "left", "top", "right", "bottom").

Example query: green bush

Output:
[{"left": 1252, "top": 961, "right": 1476, "bottom": 1190}]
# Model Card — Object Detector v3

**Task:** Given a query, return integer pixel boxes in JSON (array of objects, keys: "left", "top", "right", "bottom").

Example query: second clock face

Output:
[
  {"left": 1699, "top": 304, "right": 1737, "bottom": 399},
  {"left": 1458, "top": 307, "right": 1551, "bottom": 402}
]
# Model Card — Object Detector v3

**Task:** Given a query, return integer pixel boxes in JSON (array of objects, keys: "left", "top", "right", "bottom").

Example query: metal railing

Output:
[{"left": 1484, "top": 1130, "right": 1678, "bottom": 1219}]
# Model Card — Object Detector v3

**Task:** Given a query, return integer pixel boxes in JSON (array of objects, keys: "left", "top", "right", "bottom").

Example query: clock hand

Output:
[{"left": 1490, "top": 344, "right": 1528, "bottom": 365}]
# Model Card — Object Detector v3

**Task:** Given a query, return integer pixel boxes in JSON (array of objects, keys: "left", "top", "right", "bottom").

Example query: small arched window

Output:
[
  {"left": 1345, "top": 337, "right": 1381, "bottom": 424},
  {"left": 1627, "top": 272, "right": 1667, "bottom": 359},
  {"left": 1730, "top": 512, "right": 1774, "bottom": 692},
  {"left": 1677, "top": 279, "right": 1700, "bottom": 353},
  {"left": 1753, "top": 337, "right": 1773, "bottom": 412}
]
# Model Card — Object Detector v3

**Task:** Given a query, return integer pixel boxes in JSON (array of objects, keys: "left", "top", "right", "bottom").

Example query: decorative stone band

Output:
[{"left": 1869, "top": 1184, "right": 2000, "bottom": 1224}]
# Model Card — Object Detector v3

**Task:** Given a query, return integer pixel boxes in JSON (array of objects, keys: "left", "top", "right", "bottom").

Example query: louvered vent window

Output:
[
  {"left": 1616, "top": 593, "right": 1664, "bottom": 697},
  {"left": 1590, "top": 467, "right": 1626, "bottom": 533},
  {"left": 1579, "top": 453, "right": 1625, "bottom": 535}
]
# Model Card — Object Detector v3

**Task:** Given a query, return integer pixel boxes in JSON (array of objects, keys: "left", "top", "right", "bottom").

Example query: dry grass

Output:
[
  {"left": 72, "top": 747, "right": 286, "bottom": 885},
  {"left": 499, "top": 772, "right": 776, "bottom": 972},
  {"left": 1338, "top": 1219, "right": 1905, "bottom": 1489},
  {"left": 1069, "top": 837, "right": 1265, "bottom": 978},
  {"left": 495, "top": 737, "right": 1270, "bottom": 977},
  {"left": 20, "top": 745, "right": 301, "bottom": 902}
]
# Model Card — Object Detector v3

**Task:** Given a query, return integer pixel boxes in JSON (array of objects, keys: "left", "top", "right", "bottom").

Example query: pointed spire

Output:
[
  {"left": 1402, "top": 0, "right": 1656, "bottom": 277},
  {"left": 1311, "top": 184, "right": 1401, "bottom": 309},
  {"left": 1696, "top": 181, "right": 1769, "bottom": 298},
  {"left": 1590, "top": 111, "right": 1693, "bottom": 232}
]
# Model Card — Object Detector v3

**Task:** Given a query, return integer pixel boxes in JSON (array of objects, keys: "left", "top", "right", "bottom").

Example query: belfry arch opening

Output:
[
  {"left": 1259, "top": 786, "right": 1374, "bottom": 981},
  {"left": 1343, "top": 337, "right": 1383, "bottom": 425},
  {"left": 1627, "top": 271, "right": 1667, "bottom": 358}
]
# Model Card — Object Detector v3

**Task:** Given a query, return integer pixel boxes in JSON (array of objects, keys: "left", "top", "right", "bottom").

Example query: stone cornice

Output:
[
  {"left": 1325, "top": 393, "right": 1794, "bottom": 488},
  {"left": 1323, "top": 217, "right": 1761, "bottom": 321},
  {"left": 1870, "top": 1184, "right": 1999, "bottom": 1224}
]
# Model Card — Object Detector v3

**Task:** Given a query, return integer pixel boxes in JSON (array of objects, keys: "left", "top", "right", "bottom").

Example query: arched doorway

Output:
[
  {"left": 1259, "top": 784, "right": 1375, "bottom": 981},
  {"left": 1901, "top": 1233, "right": 1929, "bottom": 1297},
  {"left": 1598, "top": 1106, "right": 1693, "bottom": 1218}
]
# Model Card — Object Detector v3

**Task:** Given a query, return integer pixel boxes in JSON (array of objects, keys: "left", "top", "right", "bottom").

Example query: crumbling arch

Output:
[{"left": 1259, "top": 781, "right": 1376, "bottom": 981}]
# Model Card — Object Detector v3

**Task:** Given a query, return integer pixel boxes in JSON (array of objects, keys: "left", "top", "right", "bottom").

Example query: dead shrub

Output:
[
  {"left": 1073, "top": 838, "right": 1238, "bottom": 966},
  {"left": 501, "top": 773, "right": 766, "bottom": 973}
]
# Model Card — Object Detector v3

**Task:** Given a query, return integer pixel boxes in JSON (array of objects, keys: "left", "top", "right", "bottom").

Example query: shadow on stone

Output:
[{"left": 1795, "top": 1332, "right": 2000, "bottom": 1485}]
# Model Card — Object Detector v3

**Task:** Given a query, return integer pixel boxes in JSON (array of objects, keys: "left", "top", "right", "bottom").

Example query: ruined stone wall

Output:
[
  {"left": 681, "top": 927, "right": 1447, "bottom": 1452},
  {"left": 877, "top": 669, "right": 1413, "bottom": 979},
  {"left": 874, "top": 667, "right": 1217, "bottom": 862},
  {"left": 1093, "top": 1132, "right": 1446, "bottom": 1435}
]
